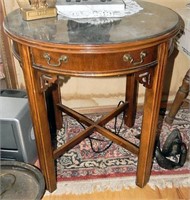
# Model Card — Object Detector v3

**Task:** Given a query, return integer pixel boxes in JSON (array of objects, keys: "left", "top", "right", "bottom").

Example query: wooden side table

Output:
[{"left": 4, "top": 2, "right": 181, "bottom": 192}]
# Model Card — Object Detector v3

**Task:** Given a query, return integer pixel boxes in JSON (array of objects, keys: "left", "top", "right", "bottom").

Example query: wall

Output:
[{"left": 3, "top": 0, "right": 190, "bottom": 110}]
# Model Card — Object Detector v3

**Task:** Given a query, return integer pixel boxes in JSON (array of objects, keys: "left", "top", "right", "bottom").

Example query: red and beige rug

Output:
[{"left": 46, "top": 108, "right": 190, "bottom": 195}]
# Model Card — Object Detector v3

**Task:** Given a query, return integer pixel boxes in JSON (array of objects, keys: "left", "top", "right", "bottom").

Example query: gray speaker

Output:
[{"left": 0, "top": 90, "right": 37, "bottom": 164}]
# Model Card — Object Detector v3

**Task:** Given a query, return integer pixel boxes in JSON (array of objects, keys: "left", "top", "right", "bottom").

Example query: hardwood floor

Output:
[{"left": 43, "top": 186, "right": 190, "bottom": 200}]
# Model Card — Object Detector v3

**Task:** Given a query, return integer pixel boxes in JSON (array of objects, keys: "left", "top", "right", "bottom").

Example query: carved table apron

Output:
[{"left": 4, "top": 1, "right": 180, "bottom": 192}]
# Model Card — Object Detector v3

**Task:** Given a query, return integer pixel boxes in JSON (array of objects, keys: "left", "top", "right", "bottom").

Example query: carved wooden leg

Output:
[
  {"left": 165, "top": 69, "right": 190, "bottom": 125},
  {"left": 125, "top": 74, "right": 138, "bottom": 127},
  {"left": 136, "top": 42, "right": 169, "bottom": 187},
  {"left": 19, "top": 45, "right": 57, "bottom": 192}
]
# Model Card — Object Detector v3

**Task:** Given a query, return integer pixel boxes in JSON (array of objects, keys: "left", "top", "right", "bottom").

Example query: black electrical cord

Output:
[{"left": 78, "top": 100, "right": 126, "bottom": 153}]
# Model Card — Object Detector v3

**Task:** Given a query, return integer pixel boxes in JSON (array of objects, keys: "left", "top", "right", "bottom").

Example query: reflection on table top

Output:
[{"left": 4, "top": 1, "right": 180, "bottom": 45}]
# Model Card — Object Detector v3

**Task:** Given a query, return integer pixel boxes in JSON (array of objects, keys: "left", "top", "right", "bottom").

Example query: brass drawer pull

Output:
[
  {"left": 123, "top": 51, "right": 147, "bottom": 66},
  {"left": 43, "top": 53, "right": 68, "bottom": 67}
]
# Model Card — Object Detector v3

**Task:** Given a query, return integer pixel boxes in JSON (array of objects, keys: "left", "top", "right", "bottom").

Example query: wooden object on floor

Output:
[
  {"left": 165, "top": 69, "right": 190, "bottom": 125},
  {"left": 4, "top": 2, "right": 180, "bottom": 193}
]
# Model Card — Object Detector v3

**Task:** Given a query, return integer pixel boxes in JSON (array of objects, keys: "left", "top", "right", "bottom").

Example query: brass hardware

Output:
[
  {"left": 123, "top": 51, "right": 147, "bottom": 66},
  {"left": 43, "top": 53, "right": 68, "bottom": 67}
]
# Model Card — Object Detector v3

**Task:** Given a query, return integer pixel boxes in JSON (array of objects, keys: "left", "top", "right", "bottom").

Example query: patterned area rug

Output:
[{"left": 47, "top": 108, "right": 190, "bottom": 195}]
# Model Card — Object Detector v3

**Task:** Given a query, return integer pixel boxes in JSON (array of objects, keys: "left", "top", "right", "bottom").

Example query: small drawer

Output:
[
  {"left": 31, "top": 49, "right": 69, "bottom": 69},
  {"left": 121, "top": 47, "right": 157, "bottom": 67},
  {"left": 31, "top": 46, "right": 157, "bottom": 75}
]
